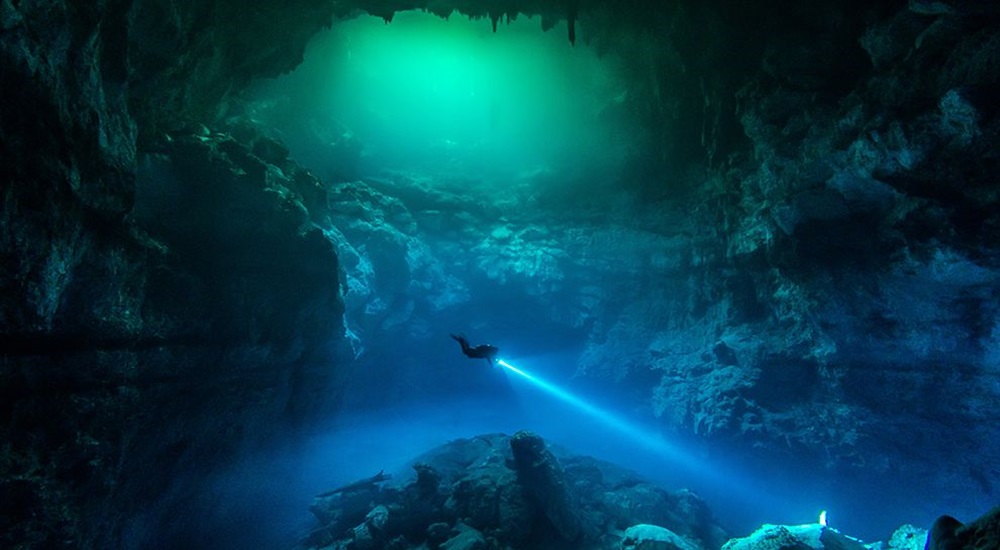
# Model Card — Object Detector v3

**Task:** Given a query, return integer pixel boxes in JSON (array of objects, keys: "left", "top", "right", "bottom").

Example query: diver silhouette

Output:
[{"left": 450, "top": 334, "right": 500, "bottom": 366}]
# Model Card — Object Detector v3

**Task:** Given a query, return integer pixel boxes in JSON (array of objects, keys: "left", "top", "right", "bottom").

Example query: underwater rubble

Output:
[
  {"left": 302, "top": 432, "right": 1000, "bottom": 550},
  {"left": 303, "top": 431, "right": 728, "bottom": 550}
]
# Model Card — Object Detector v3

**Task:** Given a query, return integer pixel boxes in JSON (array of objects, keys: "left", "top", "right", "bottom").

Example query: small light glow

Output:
[{"left": 819, "top": 510, "right": 828, "bottom": 527}]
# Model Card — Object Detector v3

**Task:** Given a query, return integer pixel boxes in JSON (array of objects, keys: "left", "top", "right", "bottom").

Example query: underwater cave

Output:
[{"left": 2, "top": 1, "right": 999, "bottom": 549}]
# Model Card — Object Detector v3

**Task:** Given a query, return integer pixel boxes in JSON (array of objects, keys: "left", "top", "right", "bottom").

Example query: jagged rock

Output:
[
  {"left": 908, "top": 0, "right": 1000, "bottom": 16},
  {"left": 366, "top": 505, "right": 389, "bottom": 531},
  {"left": 251, "top": 135, "right": 291, "bottom": 166},
  {"left": 887, "top": 525, "right": 927, "bottom": 550},
  {"left": 338, "top": 505, "right": 392, "bottom": 550},
  {"left": 722, "top": 525, "right": 814, "bottom": 550},
  {"left": 0, "top": 0, "right": 22, "bottom": 29},
  {"left": 3, "top": 88, "right": 346, "bottom": 547},
  {"left": 324, "top": 179, "right": 469, "bottom": 342},
  {"left": 128, "top": 0, "right": 338, "bottom": 138},
  {"left": 413, "top": 463, "right": 442, "bottom": 497},
  {"left": 427, "top": 522, "right": 452, "bottom": 545},
  {"left": 927, "top": 516, "right": 964, "bottom": 550},
  {"left": 440, "top": 523, "right": 487, "bottom": 550},
  {"left": 937, "top": 90, "right": 979, "bottom": 147},
  {"left": 859, "top": 10, "right": 928, "bottom": 70},
  {"left": 445, "top": 469, "right": 523, "bottom": 532},
  {"left": 622, "top": 524, "right": 700, "bottom": 550},
  {"left": 510, "top": 430, "right": 582, "bottom": 542},
  {"left": 925, "top": 508, "right": 1000, "bottom": 550},
  {"left": 721, "top": 524, "right": 867, "bottom": 550},
  {"left": 302, "top": 433, "right": 725, "bottom": 550}
]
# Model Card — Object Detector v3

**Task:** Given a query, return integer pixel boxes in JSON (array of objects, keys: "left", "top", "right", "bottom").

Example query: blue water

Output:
[{"left": 174, "top": 345, "right": 976, "bottom": 549}]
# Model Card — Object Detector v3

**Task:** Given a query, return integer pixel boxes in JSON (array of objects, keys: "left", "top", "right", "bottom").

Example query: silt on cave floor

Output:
[{"left": 2, "top": 0, "right": 1000, "bottom": 549}]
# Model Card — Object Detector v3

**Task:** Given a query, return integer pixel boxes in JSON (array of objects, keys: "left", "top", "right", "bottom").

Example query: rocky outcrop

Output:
[
  {"left": 304, "top": 433, "right": 726, "bottom": 550},
  {"left": 510, "top": 430, "right": 581, "bottom": 542},
  {"left": 721, "top": 523, "right": 870, "bottom": 550},
  {"left": 643, "top": 0, "right": 1000, "bottom": 484},
  {"left": 886, "top": 524, "right": 928, "bottom": 550},
  {"left": 1, "top": 0, "right": 347, "bottom": 539},
  {"left": 925, "top": 508, "right": 1000, "bottom": 550},
  {"left": 724, "top": 508, "right": 1000, "bottom": 550},
  {"left": 2, "top": 122, "right": 348, "bottom": 547},
  {"left": 128, "top": 0, "right": 339, "bottom": 140},
  {"left": 623, "top": 524, "right": 701, "bottom": 550}
]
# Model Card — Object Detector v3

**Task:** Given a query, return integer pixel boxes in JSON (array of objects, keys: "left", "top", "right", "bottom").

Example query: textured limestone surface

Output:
[{"left": 1, "top": 2, "right": 345, "bottom": 543}]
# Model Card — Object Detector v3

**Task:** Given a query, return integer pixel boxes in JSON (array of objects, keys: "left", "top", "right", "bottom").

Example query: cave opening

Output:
[{"left": 249, "top": 10, "right": 647, "bottom": 195}]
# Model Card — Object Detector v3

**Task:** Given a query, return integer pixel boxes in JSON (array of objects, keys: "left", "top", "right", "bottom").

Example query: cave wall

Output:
[
  {"left": 1, "top": 1, "right": 346, "bottom": 547},
  {"left": 572, "top": 0, "right": 1000, "bottom": 504}
]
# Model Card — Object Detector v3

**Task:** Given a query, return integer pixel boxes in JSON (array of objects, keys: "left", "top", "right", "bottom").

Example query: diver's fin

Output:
[{"left": 450, "top": 334, "right": 471, "bottom": 354}]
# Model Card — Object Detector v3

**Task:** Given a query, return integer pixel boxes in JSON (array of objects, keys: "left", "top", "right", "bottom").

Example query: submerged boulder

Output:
[
  {"left": 440, "top": 523, "right": 488, "bottom": 550},
  {"left": 622, "top": 523, "right": 700, "bottom": 550},
  {"left": 886, "top": 524, "right": 927, "bottom": 550},
  {"left": 924, "top": 508, "right": 1000, "bottom": 550},
  {"left": 510, "top": 430, "right": 582, "bottom": 542},
  {"left": 721, "top": 524, "right": 866, "bottom": 550},
  {"left": 301, "top": 433, "right": 726, "bottom": 550}
]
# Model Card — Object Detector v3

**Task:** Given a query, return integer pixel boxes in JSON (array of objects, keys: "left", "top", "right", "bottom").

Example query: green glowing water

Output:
[{"left": 263, "top": 10, "right": 635, "bottom": 184}]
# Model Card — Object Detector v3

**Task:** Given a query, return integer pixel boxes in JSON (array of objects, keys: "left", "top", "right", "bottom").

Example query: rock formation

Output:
[{"left": 304, "top": 432, "right": 727, "bottom": 550}]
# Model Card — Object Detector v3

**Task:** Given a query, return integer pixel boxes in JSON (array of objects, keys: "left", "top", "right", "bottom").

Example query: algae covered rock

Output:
[
  {"left": 622, "top": 523, "right": 700, "bottom": 550},
  {"left": 886, "top": 524, "right": 926, "bottom": 550}
]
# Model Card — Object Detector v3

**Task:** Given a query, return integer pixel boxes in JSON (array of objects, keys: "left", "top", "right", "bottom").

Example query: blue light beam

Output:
[{"left": 496, "top": 358, "right": 704, "bottom": 473}]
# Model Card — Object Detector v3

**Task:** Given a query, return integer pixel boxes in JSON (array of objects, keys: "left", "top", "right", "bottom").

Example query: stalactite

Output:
[{"left": 566, "top": 0, "right": 579, "bottom": 45}]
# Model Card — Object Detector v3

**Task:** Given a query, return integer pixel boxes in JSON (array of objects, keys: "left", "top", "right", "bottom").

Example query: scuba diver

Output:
[{"left": 450, "top": 334, "right": 500, "bottom": 366}]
